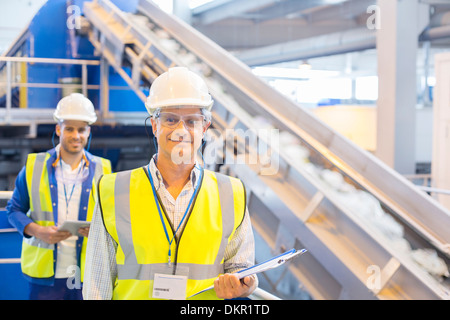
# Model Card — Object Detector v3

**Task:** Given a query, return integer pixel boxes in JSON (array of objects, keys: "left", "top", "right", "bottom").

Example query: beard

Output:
[{"left": 61, "top": 139, "right": 86, "bottom": 155}]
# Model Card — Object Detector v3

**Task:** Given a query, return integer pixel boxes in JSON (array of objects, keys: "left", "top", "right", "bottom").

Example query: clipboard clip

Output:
[
  {"left": 235, "top": 248, "right": 308, "bottom": 280},
  {"left": 274, "top": 248, "right": 307, "bottom": 267},
  {"left": 262, "top": 248, "right": 308, "bottom": 272}
]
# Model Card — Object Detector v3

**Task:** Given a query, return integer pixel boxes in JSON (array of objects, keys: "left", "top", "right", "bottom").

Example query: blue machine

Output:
[
  {"left": 24, "top": 0, "right": 145, "bottom": 112},
  {"left": 0, "top": 211, "right": 28, "bottom": 300},
  {"left": 0, "top": 0, "right": 150, "bottom": 300}
]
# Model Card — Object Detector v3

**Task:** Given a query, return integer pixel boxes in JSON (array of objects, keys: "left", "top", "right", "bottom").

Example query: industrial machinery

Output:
[{"left": 0, "top": 0, "right": 449, "bottom": 300}]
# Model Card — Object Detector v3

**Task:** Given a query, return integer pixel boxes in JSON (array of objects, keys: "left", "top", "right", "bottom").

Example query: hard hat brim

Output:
[
  {"left": 146, "top": 100, "right": 213, "bottom": 116},
  {"left": 53, "top": 114, "right": 97, "bottom": 125}
]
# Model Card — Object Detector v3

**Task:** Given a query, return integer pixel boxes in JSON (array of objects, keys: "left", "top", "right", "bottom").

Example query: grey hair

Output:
[{"left": 201, "top": 108, "right": 212, "bottom": 123}]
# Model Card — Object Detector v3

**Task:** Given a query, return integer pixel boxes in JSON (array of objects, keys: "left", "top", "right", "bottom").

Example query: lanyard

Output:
[
  {"left": 146, "top": 163, "right": 203, "bottom": 265},
  {"left": 60, "top": 158, "right": 84, "bottom": 217}
]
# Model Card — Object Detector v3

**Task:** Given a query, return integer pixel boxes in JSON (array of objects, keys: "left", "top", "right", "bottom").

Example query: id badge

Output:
[{"left": 151, "top": 265, "right": 189, "bottom": 300}]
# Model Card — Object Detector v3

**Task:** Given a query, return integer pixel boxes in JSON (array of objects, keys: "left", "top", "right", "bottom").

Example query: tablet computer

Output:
[{"left": 58, "top": 220, "right": 90, "bottom": 236}]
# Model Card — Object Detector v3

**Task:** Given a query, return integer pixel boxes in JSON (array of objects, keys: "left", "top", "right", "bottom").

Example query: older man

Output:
[
  {"left": 7, "top": 93, "right": 112, "bottom": 299},
  {"left": 83, "top": 67, "right": 257, "bottom": 300}
]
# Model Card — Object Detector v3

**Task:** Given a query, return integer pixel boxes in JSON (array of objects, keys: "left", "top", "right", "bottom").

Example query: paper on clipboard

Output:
[{"left": 189, "top": 248, "right": 307, "bottom": 298}]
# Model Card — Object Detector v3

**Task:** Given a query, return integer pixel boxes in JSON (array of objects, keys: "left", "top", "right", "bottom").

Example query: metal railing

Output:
[
  {"left": 418, "top": 186, "right": 450, "bottom": 195},
  {"left": 248, "top": 288, "right": 281, "bottom": 300},
  {"left": 0, "top": 191, "right": 13, "bottom": 199},
  {"left": 404, "top": 174, "right": 450, "bottom": 198},
  {"left": 0, "top": 56, "right": 100, "bottom": 124},
  {"left": 0, "top": 56, "right": 147, "bottom": 127}
]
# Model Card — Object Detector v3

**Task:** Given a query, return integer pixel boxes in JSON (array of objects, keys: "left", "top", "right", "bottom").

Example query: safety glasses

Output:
[{"left": 156, "top": 112, "right": 206, "bottom": 129}]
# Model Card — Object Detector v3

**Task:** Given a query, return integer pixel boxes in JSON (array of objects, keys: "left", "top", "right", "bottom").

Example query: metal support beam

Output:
[
  {"left": 173, "top": 0, "right": 192, "bottom": 24},
  {"left": 432, "top": 52, "right": 450, "bottom": 211},
  {"left": 236, "top": 27, "right": 376, "bottom": 66},
  {"left": 81, "top": 64, "right": 88, "bottom": 97},
  {"left": 376, "top": 0, "right": 419, "bottom": 174},
  {"left": 192, "top": 0, "right": 278, "bottom": 25},
  {"left": 5, "top": 61, "right": 12, "bottom": 124},
  {"left": 99, "top": 57, "right": 110, "bottom": 121}
]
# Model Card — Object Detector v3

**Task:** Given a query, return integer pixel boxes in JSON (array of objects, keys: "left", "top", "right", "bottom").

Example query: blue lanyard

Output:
[
  {"left": 60, "top": 158, "right": 84, "bottom": 217},
  {"left": 146, "top": 163, "right": 203, "bottom": 265}
]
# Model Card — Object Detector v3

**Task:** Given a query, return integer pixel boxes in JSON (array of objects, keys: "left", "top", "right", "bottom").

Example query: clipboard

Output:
[
  {"left": 58, "top": 220, "right": 90, "bottom": 236},
  {"left": 189, "top": 248, "right": 307, "bottom": 298},
  {"left": 235, "top": 248, "right": 307, "bottom": 279}
]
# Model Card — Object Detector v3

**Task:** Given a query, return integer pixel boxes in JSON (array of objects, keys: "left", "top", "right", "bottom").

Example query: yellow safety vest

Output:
[
  {"left": 21, "top": 151, "right": 111, "bottom": 282},
  {"left": 99, "top": 167, "right": 246, "bottom": 300}
]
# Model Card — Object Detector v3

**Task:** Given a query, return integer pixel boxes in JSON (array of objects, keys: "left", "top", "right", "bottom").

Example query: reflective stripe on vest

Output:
[
  {"left": 99, "top": 167, "right": 245, "bottom": 300},
  {"left": 21, "top": 152, "right": 111, "bottom": 280},
  {"left": 26, "top": 153, "right": 53, "bottom": 223}
]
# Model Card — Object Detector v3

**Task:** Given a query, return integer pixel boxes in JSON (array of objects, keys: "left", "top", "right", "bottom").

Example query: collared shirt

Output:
[
  {"left": 83, "top": 158, "right": 256, "bottom": 300},
  {"left": 149, "top": 158, "right": 201, "bottom": 241},
  {"left": 54, "top": 145, "right": 85, "bottom": 278}
]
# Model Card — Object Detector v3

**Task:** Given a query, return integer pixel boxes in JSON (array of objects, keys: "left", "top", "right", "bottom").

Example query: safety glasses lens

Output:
[{"left": 158, "top": 113, "right": 205, "bottom": 129}]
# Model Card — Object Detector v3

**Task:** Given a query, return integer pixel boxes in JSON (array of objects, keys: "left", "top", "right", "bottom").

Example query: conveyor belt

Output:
[{"left": 83, "top": 0, "right": 450, "bottom": 299}]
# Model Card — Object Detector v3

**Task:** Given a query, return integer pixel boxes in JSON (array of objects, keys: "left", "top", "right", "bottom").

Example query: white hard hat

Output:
[
  {"left": 53, "top": 93, "right": 97, "bottom": 125},
  {"left": 145, "top": 67, "right": 213, "bottom": 116}
]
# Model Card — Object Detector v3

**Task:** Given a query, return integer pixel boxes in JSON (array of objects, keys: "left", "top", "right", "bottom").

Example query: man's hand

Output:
[
  {"left": 24, "top": 223, "right": 72, "bottom": 244},
  {"left": 214, "top": 273, "right": 256, "bottom": 299},
  {"left": 78, "top": 226, "right": 90, "bottom": 238}
]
